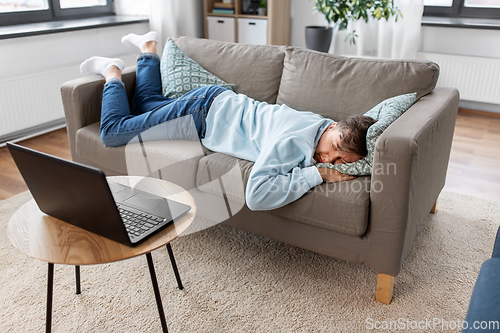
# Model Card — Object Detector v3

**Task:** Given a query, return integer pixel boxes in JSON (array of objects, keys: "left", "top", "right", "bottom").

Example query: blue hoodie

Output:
[{"left": 202, "top": 90, "right": 333, "bottom": 211}]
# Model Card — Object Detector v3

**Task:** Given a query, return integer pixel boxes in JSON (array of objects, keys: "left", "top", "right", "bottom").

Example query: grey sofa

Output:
[{"left": 61, "top": 36, "right": 460, "bottom": 304}]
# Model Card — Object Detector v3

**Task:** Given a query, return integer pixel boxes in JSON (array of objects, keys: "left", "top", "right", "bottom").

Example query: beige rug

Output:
[{"left": 1, "top": 191, "right": 499, "bottom": 333}]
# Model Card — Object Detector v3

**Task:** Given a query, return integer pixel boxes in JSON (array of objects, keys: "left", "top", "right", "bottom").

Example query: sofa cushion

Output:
[
  {"left": 172, "top": 36, "right": 286, "bottom": 104},
  {"left": 276, "top": 47, "right": 439, "bottom": 121},
  {"left": 196, "top": 152, "right": 253, "bottom": 204},
  {"left": 75, "top": 122, "right": 209, "bottom": 190},
  {"left": 196, "top": 153, "right": 370, "bottom": 236},
  {"left": 160, "top": 38, "right": 235, "bottom": 98}
]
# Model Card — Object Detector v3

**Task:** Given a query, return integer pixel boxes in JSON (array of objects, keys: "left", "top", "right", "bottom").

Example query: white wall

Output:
[
  {"left": 420, "top": 26, "right": 500, "bottom": 58},
  {"left": 0, "top": 0, "right": 205, "bottom": 139},
  {"left": 114, "top": 0, "right": 150, "bottom": 16},
  {"left": 2, "top": 0, "right": 499, "bottom": 121},
  {"left": 0, "top": 0, "right": 151, "bottom": 82},
  {"left": 0, "top": 20, "right": 150, "bottom": 140},
  {"left": 419, "top": 25, "right": 500, "bottom": 112},
  {"left": 3, "top": 0, "right": 498, "bottom": 82},
  {"left": 290, "top": 0, "right": 500, "bottom": 58},
  {"left": 290, "top": 0, "right": 327, "bottom": 49},
  {"left": 0, "top": 23, "right": 150, "bottom": 81},
  {"left": 149, "top": 0, "right": 204, "bottom": 54},
  {"left": 289, "top": 0, "right": 500, "bottom": 112}
]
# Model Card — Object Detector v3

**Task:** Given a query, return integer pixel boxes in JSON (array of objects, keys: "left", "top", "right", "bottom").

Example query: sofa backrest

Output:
[
  {"left": 172, "top": 37, "right": 439, "bottom": 121},
  {"left": 172, "top": 36, "right": 286, "bottom": 104},
  {"left": 276, "top": 48, "right": 440, "bottom": 120}
]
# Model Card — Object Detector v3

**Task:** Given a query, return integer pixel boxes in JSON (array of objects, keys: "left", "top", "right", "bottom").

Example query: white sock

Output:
[
  {"left": 80, "top": 56, "right": 125, "bottom": 76},
  {"left": 121, "top": 31, "right": 159, "bottom": 50}
]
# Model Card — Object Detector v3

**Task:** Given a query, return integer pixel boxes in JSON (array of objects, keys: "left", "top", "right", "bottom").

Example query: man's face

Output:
[{"left": 314, "top": 123, "right": 362, "bottom": 165}]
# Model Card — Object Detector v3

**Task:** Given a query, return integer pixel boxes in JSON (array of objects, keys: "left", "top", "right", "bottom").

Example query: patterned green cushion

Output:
[
  {"left": 315, "top": 93, "right": 417, "bottom": 176},
  {"left": 160, "top": 38, "right": 235, "bottom": 98}
]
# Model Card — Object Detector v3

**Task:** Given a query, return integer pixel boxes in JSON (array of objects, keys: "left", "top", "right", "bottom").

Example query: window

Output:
[
  {"left": 424, "top": 0, "right": 500, "bottom": 18},
  {"left": 0, "top": 0, "right": 114, "bottom": 26}
]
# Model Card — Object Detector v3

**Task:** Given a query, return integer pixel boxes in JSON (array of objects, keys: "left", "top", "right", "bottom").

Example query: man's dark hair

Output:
[{"left": 336, "top": 115, "right": 377, "bottom": 157}]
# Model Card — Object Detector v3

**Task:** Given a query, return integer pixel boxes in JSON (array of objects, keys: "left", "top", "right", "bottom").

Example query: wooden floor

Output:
[
  {"left": 0, "top": 128, "right": 72, "bottom": 201},
  {"left": 1, "top": 108, "right": 500, "bottom": 203},
  {"left": 445, "top": 109, "right": 500, "bottom": 203}
]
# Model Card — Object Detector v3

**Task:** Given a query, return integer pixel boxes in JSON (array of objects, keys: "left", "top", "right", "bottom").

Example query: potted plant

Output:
[
  {"left": 258, "top": 0, "right": 267, "bottom": 16},
  {"left": 306, "top": 0, "right": 401, "bottom": 52}
]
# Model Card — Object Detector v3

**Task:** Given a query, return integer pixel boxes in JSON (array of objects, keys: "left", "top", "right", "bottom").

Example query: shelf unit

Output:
[{"left": 203, "top": 0, "right": 291, "bottom": 45}]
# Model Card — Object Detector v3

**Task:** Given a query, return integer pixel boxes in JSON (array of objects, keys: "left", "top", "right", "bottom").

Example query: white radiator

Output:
[
  {"left": 417, "top": 52, "right": 500, "bottom": 105},
  {"left": 0, "top": 66, "right": 79, "bottom": 140},
  {"left": 0, "top": 55, "right": 137, "bottom": 142}
]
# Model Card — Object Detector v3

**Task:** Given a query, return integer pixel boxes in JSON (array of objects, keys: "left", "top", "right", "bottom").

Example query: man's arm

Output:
[
  {"left": 317, "top": 167, "right": 356, "bottom": 182},
  {"left": 245, "top": 137, "right": 322, "bottom": 211}
]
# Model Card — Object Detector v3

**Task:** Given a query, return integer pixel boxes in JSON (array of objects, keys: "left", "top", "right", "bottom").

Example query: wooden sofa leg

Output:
[
  {"left": 430, "top": 199, "right": 438, "bottom": 214},
  {"left": 376, "top": 274, "right": 395, "bottom": 305}
]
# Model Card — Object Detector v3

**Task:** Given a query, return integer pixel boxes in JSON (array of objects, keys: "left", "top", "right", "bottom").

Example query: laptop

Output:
[{"left": 7, "top": 142, "right": 191, "bottom": 247}]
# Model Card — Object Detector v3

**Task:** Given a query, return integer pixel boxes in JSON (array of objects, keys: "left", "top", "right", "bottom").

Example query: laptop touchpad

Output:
[{"left": 124, "top": 193, "right": 165, "bottom": 209}]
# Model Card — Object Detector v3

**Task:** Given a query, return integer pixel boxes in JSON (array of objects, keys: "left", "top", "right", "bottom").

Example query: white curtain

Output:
[
  {"left": 332, "top": 0, "right": 424, "bottom": 59},
  {"left": 149, "top": 0, "right": 204, "bottom": 55}
]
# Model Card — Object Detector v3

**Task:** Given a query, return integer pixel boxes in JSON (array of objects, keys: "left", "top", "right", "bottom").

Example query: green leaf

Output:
[
  {"left": 345, "top": 30, "right": 359, "bottom": 45},
  {"left": 311, "top": 0, "right": 400, "bottom": 44}
]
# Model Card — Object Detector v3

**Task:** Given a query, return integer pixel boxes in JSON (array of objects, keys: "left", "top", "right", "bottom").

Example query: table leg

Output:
[
  {"left": 166, "top": 243, "right": 183, "bottom": 290},
  {"left": 75, "top": 266, "right": 81, "bottom": 295},
  {"left": 146, "top": 253, "right": 168, "bottom": 333},
  {"left": 46, "top": 263, "right": 54, "bottom": 333}
]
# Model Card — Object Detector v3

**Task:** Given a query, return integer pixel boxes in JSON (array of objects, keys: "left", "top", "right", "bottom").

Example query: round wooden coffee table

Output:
[{"left": 7, "top": 176, "right": 196, "bottom": 333}]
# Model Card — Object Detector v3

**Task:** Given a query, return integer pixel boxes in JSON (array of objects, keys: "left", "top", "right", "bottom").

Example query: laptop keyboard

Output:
[{"left": 117, "top": 204, "right": 165, "bottom": 238}]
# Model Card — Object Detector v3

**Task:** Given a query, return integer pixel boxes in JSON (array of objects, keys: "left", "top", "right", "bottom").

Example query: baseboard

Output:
[
  {"left": 458, "top": 107, "right": 500, "bottom": 119},
  {"left": 0, "top": 118, "right": 66, "bottom": 147},
  {"left": 459, "top": 100, "right": 500, "bottom": 114}
]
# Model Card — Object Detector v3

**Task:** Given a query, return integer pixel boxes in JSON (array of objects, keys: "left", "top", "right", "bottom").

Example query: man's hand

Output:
[{"left": 317, "top": 167, "right": 356, "bottom": 183}]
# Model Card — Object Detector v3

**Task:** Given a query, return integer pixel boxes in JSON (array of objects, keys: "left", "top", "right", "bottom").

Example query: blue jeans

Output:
[{"left": 100, "top": 53, "right": 227, "bottom": 147}]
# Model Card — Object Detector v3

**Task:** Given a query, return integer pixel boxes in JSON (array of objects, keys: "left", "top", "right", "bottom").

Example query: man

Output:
[{"left": 80, "top": 32, "right": 376, "bottom": 211}]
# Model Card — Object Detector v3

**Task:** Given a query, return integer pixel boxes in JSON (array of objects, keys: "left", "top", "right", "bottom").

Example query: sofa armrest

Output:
[
  {"left": 366, "top": 87, "right": 460, "bottom": 276},
  {"left": 60, "top": 66, "right": 136, "bottom": 160}
]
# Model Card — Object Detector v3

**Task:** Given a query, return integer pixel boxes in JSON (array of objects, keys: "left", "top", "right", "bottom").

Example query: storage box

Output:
[
  {"left": 238, "top": 18, "right": 268, "bottom": 45},
  {"left": 207, "top": 16, "right": 235, "bottom": 43}
]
